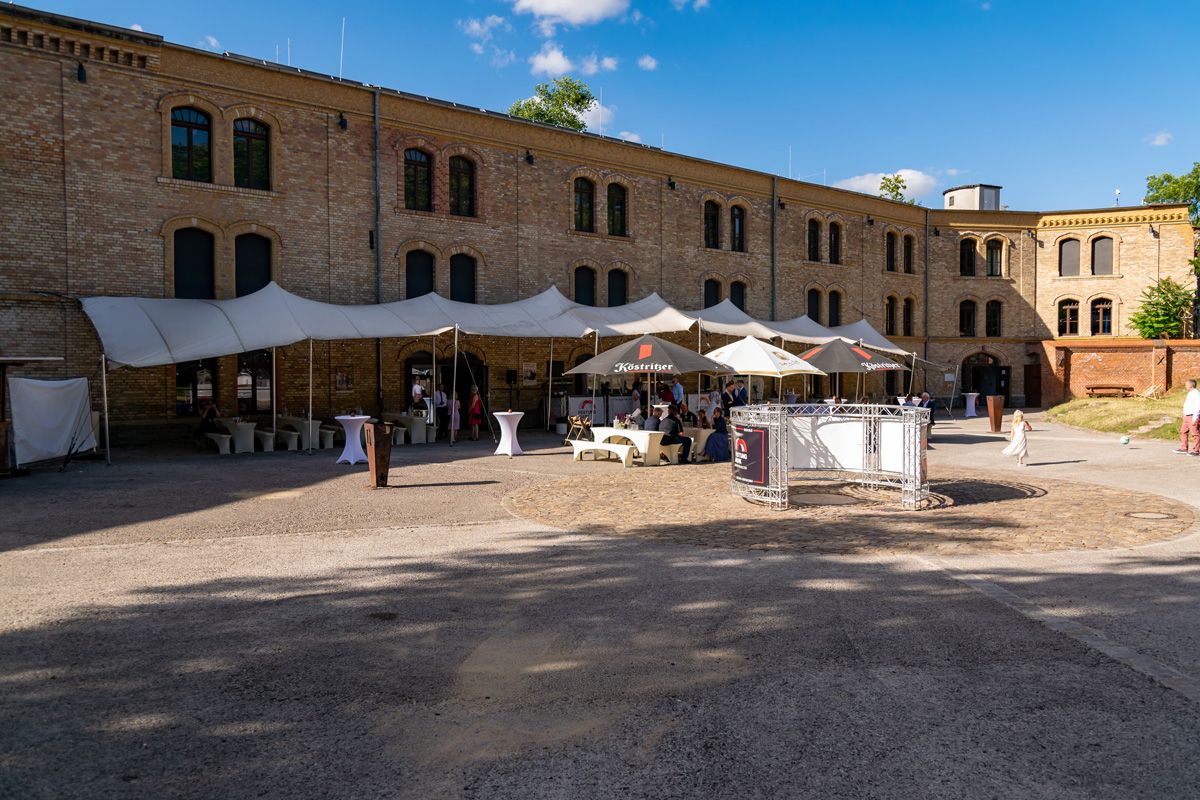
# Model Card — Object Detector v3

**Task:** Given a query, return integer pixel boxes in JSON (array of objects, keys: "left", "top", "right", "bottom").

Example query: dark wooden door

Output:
[{"left": 1023, "top": 364, "right": 1042, "bottom": 407}]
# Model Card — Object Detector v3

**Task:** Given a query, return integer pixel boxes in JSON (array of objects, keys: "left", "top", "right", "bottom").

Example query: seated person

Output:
[
  {"left": 696, "top": 409, "right": 710, "bottom": 429},
  {"left": 703, "top": 408, "right": 731, "bottom": 462},
  {"left": 659, "top": 404, "right": 692, "bottom": 463},
  {"left": 642, "top": 408, "right": 661, "bottom": 431},
  {"left": 194, "top": 399, "right": 221, "bottom": 444},
  {"left": 679, "top": 401, "right": 698, "bottom": 427},
  {"left": 918, "top": 392, "right": 937, "bottom": 426}
]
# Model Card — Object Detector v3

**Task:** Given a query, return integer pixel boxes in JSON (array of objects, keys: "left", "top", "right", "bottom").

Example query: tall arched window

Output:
[
  {"left": 703, "top": 278, "right": 722, "bottom": 308},
  {"left": 233, "top": 119, "right": 270, "bottom": 190},
  {"left": 903, "top": 298, "right": 915, "bottom": 337},
  {"left": 171, "top": 107, "right": 211, "bottom": 182},
  {"left": 885, "top": 232, "right": 897, "bottom": 272},
  {"left": 174, "top": 228, "right": 215, "bottom": 299},
  {"left": 959, "top": 239, "right": 976, "bottom": 276},
  {"left": 807, "top": 218, "right": 821, "bottom": 262},
  {"left": 985, "top": 300, "right": 1002, "bottom": 336},
  {"left": 1091, "top": 237, "right": 1113, "bottom": 275},
  {"left": 404, "top": 149, "right": 432, "bottom": 211},
  {"left": 607, "top": 184, "right": 627, "bottom": 236},
  {"left": 573, "top": 178, "right": 595, "bottom": 232},
  {"left": 903, "top": 235, "right": 914, "bottom": 274},
  {"left": 448, "top": 156, "right": 475, "bottom": 217},
  {"left": 986, "top": 239, "right": 1003, "bottom": 276},
  {"left": 703, "top": 200, "right": 721, "bottom": 249},
  {"left": 449, "top": 254, "right": 476, "bottom": 303},
  {"left": 730, "top": 206, "right": 746, "bottom": 252},
  {"left": 828, "top": 222, "right": 841, "bottom": 265},
  {"left": 959, "top": 300, "right": 977, "bottom": 337},
  {"left": 1058, "top": 299, "right": 1079, "bottom": 336},
  {"left": 234, "top": 233, "right": 271, "bottom": 297},
  {"left": 828, "top": 290, "right": 842, "bottom": 326},
  {"left": 607, "top": 269, "right": 628, "bottom": 307},
  {"left": 1059, "top": 238, "right": 1080, "bottom": 277},
  {"left": 884, "top": 296, "right": 897, "bottom": 336},
  {"left": 574, "top": 266, "right": 596, "bottom": 306},
  {"left": 1091, "top": 298, "right": 1112, "bottom": 335},
  {"left": 807, "top": 288, "right": 822, "bottom": 323},
  {"left": 405, "top": 250, "right": 435, "bottom": 298},
  {"left": 730, "top": 281, "right": 746, "bottom": 311}
]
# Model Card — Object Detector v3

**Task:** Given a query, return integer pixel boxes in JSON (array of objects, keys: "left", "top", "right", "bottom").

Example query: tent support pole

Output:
[
  {"left": 307, "top": 338, "right": 313, "bottom": 454},
  {"left": 451, "top": 325, "right": 459, "bottom": 447},
  {"left": 100, "top": 354, "right": 111, "bottom": 465},
  {"left": 590, "top": 331, "right": 598, "bottom": 424},
  {"left": 431, "top": 334, "right": 437, "bottom": 438},
  {"left": 547, "top": 338, "right": 554, "bottom": 430},
  {"left": 271, "top": 347, "right": 277, "bottom": 439},
  {"left": 908, "top": 352, "right": 917, "bottom": 397}
]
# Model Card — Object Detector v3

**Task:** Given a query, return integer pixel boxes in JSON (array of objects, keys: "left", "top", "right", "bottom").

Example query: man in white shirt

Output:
[
  {"left": 434, "top": 382, "right": 449, "bottom": 440},
  {"left": 1177, "top": 379, "right": 1200, "bottom": 455}
]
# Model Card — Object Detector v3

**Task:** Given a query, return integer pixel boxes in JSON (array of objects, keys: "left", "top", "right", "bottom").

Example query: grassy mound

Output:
[{"left": 1045, "top": 388, "right": 1182, "bottom": 440}]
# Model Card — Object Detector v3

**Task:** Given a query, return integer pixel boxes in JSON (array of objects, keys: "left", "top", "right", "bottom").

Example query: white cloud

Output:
[
  {"left": 580, "top": 54, "right": 619, "bottom": 75},
  {"left": 981, "top": 1, "right": 991, "bottom": 9},
  {"left": 529, "top": 41, "right": 574, "bottom": 76},
  {"left": 601, "top": 56, "right": 619, "bottom": 70},
  {"left": 619, "top": 131, "right": 642, "bottom": 143},
  {"left": 693, "top": 0, "right": 710, "bottom": 8},
  {"left": 491, "top": 47, "right": 518, "bottom": 68},
  {"left": 199, "top": 35, "right": 221, "bottom": 50},
  {"left": 671, "top": 0, "right": 709, "bottom": 9},
  {"left": 582, "top": 100, "right": 615, "bottom": 132},
  {"left": 945, "top": 167, "right": 959, "bottom": 177},
  {"left": 130, "top": 23, "right": 143, "bottom": 31},
  {"left": 460, "top": 15, "right": 509, "bottom": 42},
  {"left": 512, "top": 0, "right": 630, "bottom": 36},
  {"left": 1146, "top": 131, "right": 1173, "bottom": 147},
  {"left": 637, "top": 54, "right": 658, "bottom": 71},
  {"left": 833, "top": 168, "right": 938, "bottom": 199},
  {"left": 470, "top": 42, "right": 485, "bottom": 55}
]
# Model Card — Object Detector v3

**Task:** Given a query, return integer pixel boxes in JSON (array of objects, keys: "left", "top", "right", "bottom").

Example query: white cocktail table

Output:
[
  {"left": 493, "top": 411, "right": 524, "bottom": 457},
  {"left": 964, "top": 392, "right": 980, "bottom": 418},
  {"left": 334, "top": 415, "right": 370, "bottom": 464}
]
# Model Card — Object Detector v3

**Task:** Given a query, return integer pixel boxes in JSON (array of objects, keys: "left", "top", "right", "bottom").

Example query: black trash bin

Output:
[{"left": 364, "top": 421, "right": 395, "bottom": 488}]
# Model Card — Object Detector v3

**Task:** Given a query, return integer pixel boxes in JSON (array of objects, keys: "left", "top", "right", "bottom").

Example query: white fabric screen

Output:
[{"left": 8, "top": 377, "right": 96, "bottom": 466}]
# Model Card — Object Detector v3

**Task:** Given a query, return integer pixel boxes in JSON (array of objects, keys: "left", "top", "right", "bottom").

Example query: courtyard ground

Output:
[{"left": 1, "top": 412, "right": 1198, "bottom": 798}]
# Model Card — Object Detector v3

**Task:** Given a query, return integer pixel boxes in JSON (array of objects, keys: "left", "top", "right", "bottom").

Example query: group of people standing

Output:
[{"left": 411, "top": 381, "right": 484, "bottom": 443}]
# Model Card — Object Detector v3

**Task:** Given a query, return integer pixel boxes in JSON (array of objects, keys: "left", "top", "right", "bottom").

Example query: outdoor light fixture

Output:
[
  {"left": 337, "top": 113, "right": 348, "bottom": 130},
  {"left": 1149, "top": 224, "right": 1159, "bottom": 238},
  {"left": 933, "top": 227, "right": 940, "bottom": 236},
  {"left": 524, "top": 149, "right": 534, "bottom": 165},
  {"left": 76, "top": 62, "right": 86, "bottom": 82},
  {"left": 866, "top": 216, "right": 874, "bottom": 226},
  {"left": 777, "top": 199, "right": 786, "bottom": 209},
  {"left": 667, "top": 177, "right": 676, "bottom": 190}
]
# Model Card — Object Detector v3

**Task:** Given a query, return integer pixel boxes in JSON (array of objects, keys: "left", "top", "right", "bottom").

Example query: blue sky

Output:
[{"left": 40, "top": 0, "right": 1196, "bottom": 211}]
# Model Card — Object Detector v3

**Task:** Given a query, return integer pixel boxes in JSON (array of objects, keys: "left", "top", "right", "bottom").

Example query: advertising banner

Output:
[{"left": 732, "top": 423, "right": 768, "bottom": 486}]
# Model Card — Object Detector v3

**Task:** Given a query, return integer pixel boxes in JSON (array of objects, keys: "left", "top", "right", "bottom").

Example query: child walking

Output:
[{"left": 1001, "top": 409, "right": 1032, "bottom": 466}]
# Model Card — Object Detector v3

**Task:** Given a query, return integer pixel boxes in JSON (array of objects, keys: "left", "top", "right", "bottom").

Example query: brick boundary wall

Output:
[{"left": 1041, "top": 338, "right": 1200, "bottom": 405}]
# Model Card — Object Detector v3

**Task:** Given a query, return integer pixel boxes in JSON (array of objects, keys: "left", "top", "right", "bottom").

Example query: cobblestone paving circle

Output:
[{"left": 504, "top": 464, "right": 1195, "bottom": 555}]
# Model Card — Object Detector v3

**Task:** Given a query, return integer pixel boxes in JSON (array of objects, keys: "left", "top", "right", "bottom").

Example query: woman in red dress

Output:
[{"left": 467, "top": 385, "right": 484, "bottom": 441}]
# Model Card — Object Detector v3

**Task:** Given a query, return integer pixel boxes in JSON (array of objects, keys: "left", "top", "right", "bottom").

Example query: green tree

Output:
[
  {"left": 1143, "top": 162, "right": 1200, "bottom": 224},
  {"left": 879, "top": 173, "right": 916, "bottom": 205},
  {"left": 508, "top": 77, "right": 595, "bottom": 132},
  {"left": 1128, "top": 278, "right": 1195, "bottom": 339}
]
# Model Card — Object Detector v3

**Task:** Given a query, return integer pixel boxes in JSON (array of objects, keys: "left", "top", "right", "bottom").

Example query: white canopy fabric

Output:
[
  {"left": 691, "top": 299, "right": 781, "bottom": 339},
  {"left": 769, "top": 315, "right": 841, "bottom": 345},
  {"left": 8, "top": 376, "right": 96, "bottom": 466},
  {"left": 565, "top": 292, "right": 699, "bottom": 337},
  {"left": 829, "top": 319, "right": 910, "bottom": 356},
  {"left": 704, "top": 336, "right": 825, "bottom": 378}
]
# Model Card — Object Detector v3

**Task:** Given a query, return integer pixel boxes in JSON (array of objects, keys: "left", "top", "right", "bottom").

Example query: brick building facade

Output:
[{"left": 1, "top": 5, "right": 1196, "bottom": 435}]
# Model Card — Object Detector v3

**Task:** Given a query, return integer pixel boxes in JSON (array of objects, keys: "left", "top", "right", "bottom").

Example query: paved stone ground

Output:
[{"left": 1, "top": 419, "right": 1198, "bottom": 799}]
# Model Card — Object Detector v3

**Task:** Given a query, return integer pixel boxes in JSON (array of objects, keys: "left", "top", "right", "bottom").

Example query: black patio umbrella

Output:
[
  {"left": 798, "top": 339, "right": 906, "bottom": 400},
  {"left": 565, "top": 334, "right": 730, "bottom": 376}
]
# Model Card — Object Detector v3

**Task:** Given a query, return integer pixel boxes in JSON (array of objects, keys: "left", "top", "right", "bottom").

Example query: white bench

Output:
[
  {"left": 659, "top": 443, "right": 683, "bottom": 465},
  {"left": 254, "top": 430, "right": 276, "bottom": 452},
  {"left": 275, "top": 430, "right": 300, "bottom": 451},
  {"left": 571, "top": 439, "right": 636, "bottom": 467},
  {"left": 205, "top": 433, "right": 232, "bottom": 455}
]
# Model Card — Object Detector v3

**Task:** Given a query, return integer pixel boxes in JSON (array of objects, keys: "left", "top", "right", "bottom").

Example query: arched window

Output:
[
  {"left": 573, "top": 178, "right": 595, "bottom": 232},
  {"left": 574, "top": 266, "right": 596, "bottom": 306},
  {"left": 730, "top": 206, "right": 746, "bottom": 252},
  {"left": 235, "top": 233, "right": 271, "bottom": 297},
  {"left": 449, "top": 156, "right": 475, "bottom": 217},
  {"left": 1058, "top": 299, "right": 1079, "bottom": 336},
  {"left": 607, "top": 269, "right": 628, "bottom": 307},
  {"left": 807, "top": 219, "right": 821, "bottom": 262},
  {"left": 986, "top": 239, "right": 1003, "bottom": 277},
  {"left": 885, "top": 232, "right": 897, "bottom": 272},
  {"left": 985, "top": 300, "right": 1002, "bottom": 336},
  {"left": 959, "top": 300, "right": 977, "bottom": 337},
  {"left": 173, "top": 228, "right": 215, "bottom": 299},
  {"left": 449, "top": 254, "right": 476, "bottom": 303},
  {"left": 959, "top": 239, "right": 976, "bottom": 276},
  {"left": 1059, "top": 238, "right": 1080, "bottom": 277},
  {"left": 405, "top": 250, "right": 435, "bottom": 298},
  {"left": 730, "top": 281, "right": 746, "bottom": 311},
  {"left": 828, "top": 290, "right": 842, "bottom": 326},
  {"left": 703, "top": 278, "right": 722, "bottom": 309},
  {"left": 404, "top": 149, "right": 432, "bottom": 211},
  {"left": 233, "top": 119, "right": 269, "bottom": 190},
  {"left": 171, "top": 107, "right": 211, "bottom": 182},
  {"left": 607, "top": 184, "right": 627, "bottom": 237},
  {"left": 807, "top": 288, "right": 822, "bottom": 323},
  {"left": 884, "top": 296, "right": 897, "bottom": 336},
  {"left": 1091, "top": 237, "right": 1113, "bottom": 275},
  {"left": 903, "top": 298, "right": 915, "bottom": 337},
  {"left": 703, "top": 200, "right": 721, "bottom": 249},
  {"left": 1091, "top": 298, "right": 1112, "bottom": 335},
  {"left": 829, "top": 222, "right": 841, "bottom": 265},
  {"left": 903, "top": 235, "right": 914, "bottom": 274}
]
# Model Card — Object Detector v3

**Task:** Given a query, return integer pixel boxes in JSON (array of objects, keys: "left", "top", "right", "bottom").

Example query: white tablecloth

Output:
[
  {"left": 493, "top": 411, "right": 524, "bottom": 456},
  {"left": 334, "top": 415, "right": 370, "bottom": 464},
  {"left": 591, "top": 426, "right": 668, "bottom": 466},
  {"left": 964, "top": 393, "right": 980, "bottom": 418},
  {"left": 279, "top": 415, "right": 322, "bottom": 449}
]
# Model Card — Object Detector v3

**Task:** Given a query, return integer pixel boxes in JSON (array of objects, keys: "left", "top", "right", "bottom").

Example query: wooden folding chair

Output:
[
  {"left": 563, "top": 414, "right": 592, "bottom": 445},
  {"left": 1136, "top": 384, "right": 1162, "bottom": 401}
]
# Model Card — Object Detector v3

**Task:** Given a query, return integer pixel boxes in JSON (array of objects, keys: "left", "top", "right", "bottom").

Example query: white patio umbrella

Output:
[{"left": 704, "top": 336, "right": 825, "bottom": 378}]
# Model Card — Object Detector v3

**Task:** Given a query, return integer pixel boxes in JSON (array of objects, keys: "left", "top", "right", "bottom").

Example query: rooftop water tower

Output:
[{"left": 942, "top": 184, "right": 1003, "bottom": 210}]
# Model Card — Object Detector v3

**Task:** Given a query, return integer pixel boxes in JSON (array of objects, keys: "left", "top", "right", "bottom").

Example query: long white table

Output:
[
  {"left": 334, "top": 415, "right": 370, "bottom": 464},
  {"left": 217, "top": 418, "right": 257, "bottom": 454},
  {"left": 591, "top": 426, "right": 668, "bottom": 466},
  {"left": 493, "top": 411, "right": 524, "bottom": 457},
  {"left": 683, "top": 427, "right": 713, "bottom": 461}
]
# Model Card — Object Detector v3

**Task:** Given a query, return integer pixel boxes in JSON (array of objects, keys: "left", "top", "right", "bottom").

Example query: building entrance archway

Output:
[{"left": 962, "top": 352, "right": 1009, "bottom": 402}]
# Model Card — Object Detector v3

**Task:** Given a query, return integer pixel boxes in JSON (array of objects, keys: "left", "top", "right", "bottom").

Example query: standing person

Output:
[
  {"left": 449, "top": 392, "right": 461, "bottom": 443},
  {"left": 1177, "top": 379, "right": 1200, "bottom": 455},
  {"left": 660, "top": 404, "right": 692, "bottom": 463},
  {"left": 630, "top": 380, "right": 643, "bottom": 417},
  {"left": 736, "top": 380, "right": 749, "bottom": 406},
  {"left": 434, "top": 382, "right": 449, "bottom": 440},
  {"left": 410, "top": 380, "right": 424, "bottom": 413},
  {"left": 721, "top": 382, "right": 737, "bottom": 414},
  {"left": 672, "top": 376, "right": 685, "bottom": 407},
  {"left": 467, "top": 385, "right": 484, "bottom": 441},
  {"left": 1001, "top": 409, "right": 1032, "bottom": 467}
]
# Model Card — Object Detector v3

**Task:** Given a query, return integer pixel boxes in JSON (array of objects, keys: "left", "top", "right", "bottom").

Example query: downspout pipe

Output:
[
  {"left": 770, "top": 177, "right": 778, "bottom": 320},
  {"left": 923, "top": 206, "right": 930, "bottom": 361},
  {"left": 373, "top": 89, "right": 384, "bottom": 415}
]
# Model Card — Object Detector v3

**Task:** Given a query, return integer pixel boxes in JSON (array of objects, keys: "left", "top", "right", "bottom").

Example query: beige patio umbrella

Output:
[{"left": 705, "top": 336, "right": 825, "bottom": 404}]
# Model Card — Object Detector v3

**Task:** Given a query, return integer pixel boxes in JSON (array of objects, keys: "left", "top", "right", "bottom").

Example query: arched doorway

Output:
[
  {"left": 433, "top": 351, "right": 488, "bottom": 420},
  {"left": 962, "top": 352, "right": 1009, "bottom": 402}
]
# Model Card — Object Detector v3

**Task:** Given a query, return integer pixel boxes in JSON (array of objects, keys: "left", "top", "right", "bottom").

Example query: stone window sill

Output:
[{"left": 157, "top": 176, "right": 281, "bottom": 198}]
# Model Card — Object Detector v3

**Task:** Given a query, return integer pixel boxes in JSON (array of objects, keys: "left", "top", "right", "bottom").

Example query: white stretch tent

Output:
[
  {"left": 692, "top": 299, "right": 782, "bottom": 340},
  {"left": 829, "top": 319, "right": 910, "bottom": 356},
  {"left": 769, "top": 315, "right": 842, "bottom": 345},
  {"left": 8, "top": 377, "right": 96, "bottom": 466}
]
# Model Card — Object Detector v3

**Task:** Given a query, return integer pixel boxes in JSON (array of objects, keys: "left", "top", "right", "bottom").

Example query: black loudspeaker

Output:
[{"left": 506, "top": 369, "right": 518, "bottom": 386}]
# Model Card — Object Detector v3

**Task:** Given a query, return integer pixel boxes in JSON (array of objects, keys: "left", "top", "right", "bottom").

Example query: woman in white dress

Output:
[{"left": 1001, "top": 409, "right": 1032, "bottom": 466}]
